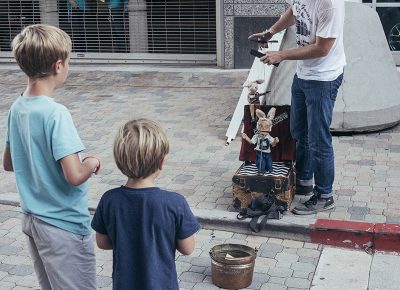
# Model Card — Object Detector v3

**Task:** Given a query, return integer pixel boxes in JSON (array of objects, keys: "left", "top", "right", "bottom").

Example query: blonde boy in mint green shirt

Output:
[{"left": 3, "top": 24, "right": 100, "bottom": 290}]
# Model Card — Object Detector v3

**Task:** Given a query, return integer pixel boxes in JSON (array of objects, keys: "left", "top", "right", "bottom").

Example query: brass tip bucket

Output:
[{"left": 209, "top": 244, "right": 257, "bottom": 289}]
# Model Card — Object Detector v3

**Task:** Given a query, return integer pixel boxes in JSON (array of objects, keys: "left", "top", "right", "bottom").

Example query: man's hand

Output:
[
  {"left": 248, "top": 7, "right": 294, "bottom": 48},
  {"left": 260, "top": 51, "right": 284, "bottom": 66},
  {"left": 248, "top": 30, "right": 275, "bottom": 48}
]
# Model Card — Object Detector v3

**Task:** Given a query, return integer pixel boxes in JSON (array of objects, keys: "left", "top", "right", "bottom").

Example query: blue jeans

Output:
[
  {"left": 290, "top": 73, "right": 343, "bottom": 198},
  {"left": 256, "top": 150, "right": 272, "bottom": 174}
]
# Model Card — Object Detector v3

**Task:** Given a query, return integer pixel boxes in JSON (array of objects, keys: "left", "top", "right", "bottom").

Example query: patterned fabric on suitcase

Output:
[{"left": 237, "top": 162, "right": 290, "bottom": 177}]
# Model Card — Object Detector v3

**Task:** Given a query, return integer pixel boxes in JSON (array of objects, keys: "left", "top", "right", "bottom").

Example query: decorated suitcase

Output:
[{"left": 232, "top": 105, "right": 296, "bottom": 210}]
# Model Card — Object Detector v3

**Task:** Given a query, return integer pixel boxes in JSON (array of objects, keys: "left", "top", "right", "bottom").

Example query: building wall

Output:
[{"left": 222, "top": 0, "right": 289, "bottom": 68}]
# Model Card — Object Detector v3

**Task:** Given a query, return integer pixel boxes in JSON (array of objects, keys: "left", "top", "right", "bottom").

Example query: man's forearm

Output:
[
  {"left": 269, "top": 8, "right": 295, "bottom": 34},
  {"left": 279, "top": 36, "right": 335, "bottom": 61},
  {"left": 280, "top": 44, "right": 326, "bottom": 61},
  {"left": 263, "top": 35, "right": 336, "bottom": 65}
]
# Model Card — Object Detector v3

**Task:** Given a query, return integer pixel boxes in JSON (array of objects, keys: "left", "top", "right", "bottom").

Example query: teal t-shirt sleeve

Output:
[
  {"left": 49, "top": 106, "right": 85, "bottom": 161},
  {"left": 176, "top": 197, "right": 200, "bottom": 240}
]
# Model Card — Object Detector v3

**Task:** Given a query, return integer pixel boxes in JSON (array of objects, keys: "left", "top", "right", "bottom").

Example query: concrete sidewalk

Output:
[{"left": 1, "top": 204, "right": 400, "bottom": 290}]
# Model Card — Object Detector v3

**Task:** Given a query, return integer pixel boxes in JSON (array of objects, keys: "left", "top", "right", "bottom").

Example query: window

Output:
[
  {"left": 146, "top": 0, "right": 216, "bottom": 54},
  {"left": 363, "top": 0, "right": 400, "bottom": 52},
  {"left": 0, "top": 1, "right": 41, "bottom": 52}
]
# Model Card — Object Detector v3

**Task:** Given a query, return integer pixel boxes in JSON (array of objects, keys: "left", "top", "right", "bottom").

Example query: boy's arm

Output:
[
  {"left": 60, "top": 154, "right": 100, "bottom": 186},
  {"left": 2, "top": 147, "right": 13, "bottom": 172},
  {"left": 176, "top": 235, "right": 195, "bottom": 255},
  {"left": 96, "top": 232, "right": 113, "bottom": 250}
]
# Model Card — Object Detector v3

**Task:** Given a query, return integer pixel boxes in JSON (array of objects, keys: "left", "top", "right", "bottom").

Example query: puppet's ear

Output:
[
  {"left": 267, "top": 107, "right": 276, "bottom": 120},
  {"left": 256, "top": 109, "right": 266, "bottom": 119},
  {"left": 243, "top": 80, "right": 251, "bottom": 87}
]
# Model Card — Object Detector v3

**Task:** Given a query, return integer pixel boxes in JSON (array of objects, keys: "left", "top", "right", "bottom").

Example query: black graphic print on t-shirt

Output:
[{"left": 293, "top": 0, "right": 312, "bottom": 46}]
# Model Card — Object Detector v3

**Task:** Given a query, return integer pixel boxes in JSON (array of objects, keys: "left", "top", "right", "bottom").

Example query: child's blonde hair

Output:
[
  {"left": 11, "top": 24, "right": 72, "bottom": 79},
  {"left": 114, "top": 119, "right": 170, "bottom": 179}
]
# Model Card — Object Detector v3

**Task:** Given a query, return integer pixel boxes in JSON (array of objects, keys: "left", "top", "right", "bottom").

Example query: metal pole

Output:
[
  {"left": 127, "top": 0, "right": 148, "bottom": 53},
  {"left": 39, "top": 0, "right": 59, "bottom": 27},
  {"left": 216, "top": 0, "right": 225, "bottom": 68}
]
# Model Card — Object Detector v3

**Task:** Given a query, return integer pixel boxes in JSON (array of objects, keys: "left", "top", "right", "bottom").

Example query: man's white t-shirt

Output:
[{"left": 286, "top": 0, "right": 346, "bottom": 81}]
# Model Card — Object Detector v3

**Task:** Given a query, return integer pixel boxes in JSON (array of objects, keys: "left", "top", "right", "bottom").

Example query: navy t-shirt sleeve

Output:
[
  {"left": 176, "top": 197, "right": 200, "bottom": 240},
  {"left": 91, "top": 198, "right": 108, "bottom": 235}
]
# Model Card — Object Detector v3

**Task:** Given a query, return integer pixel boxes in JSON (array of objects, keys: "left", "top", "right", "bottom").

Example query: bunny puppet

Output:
[
  {"left": 242, "top": 108, "right": 279, "bottom": 175},
  {"left": 243, "top": 79, "right": 269, "bottom": 126}
]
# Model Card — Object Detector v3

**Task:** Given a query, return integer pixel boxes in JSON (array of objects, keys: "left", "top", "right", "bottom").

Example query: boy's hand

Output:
[
  {"left": 60, "top": 154, "right": 100, "bottom": 186},
  {"left": 82, "top": 156, "right": 101, "bottom": 174},
  {"left": 2, "top": 147, "right": 14, "bottom": 172}
]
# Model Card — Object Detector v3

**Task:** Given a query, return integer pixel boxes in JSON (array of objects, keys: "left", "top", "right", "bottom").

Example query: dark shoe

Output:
[
  {"left": 292, "top": 195, "right": 335, "bottom": 215},
  {"left": 295, "top": 184, "right": 313, "bottom": 196}
]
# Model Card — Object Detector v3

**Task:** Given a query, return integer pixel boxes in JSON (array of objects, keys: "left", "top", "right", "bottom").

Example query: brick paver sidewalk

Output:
[
  {"left": 0, "top": 204, "right": 321, "bottom": 290},
  {"left": 1, "top": 67, "right": 400, "bottom": 225}
]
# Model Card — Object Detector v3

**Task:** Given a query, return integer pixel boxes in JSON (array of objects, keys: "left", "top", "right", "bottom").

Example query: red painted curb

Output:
[
  {"left": 310, "top": 219, "right": 400, "bottom": 252},
  {"left": 374, "top": 223, "right": 400, "bottom": 252},
  {"left": 310, "top": 219, "right": 374, "bottom": 250}
]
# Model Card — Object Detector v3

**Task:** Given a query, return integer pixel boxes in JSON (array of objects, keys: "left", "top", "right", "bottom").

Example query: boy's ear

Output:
[
  {"left": 158, "top": 155, "right": 168, "bottom": 171},
  {"left": 53, "top": 59, "right": 63, "bottom": 74}
]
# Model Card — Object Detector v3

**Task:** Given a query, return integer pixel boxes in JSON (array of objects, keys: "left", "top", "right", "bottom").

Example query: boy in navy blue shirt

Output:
[{"left": 91, "top": 119, "right": 200, "bottom": 290}]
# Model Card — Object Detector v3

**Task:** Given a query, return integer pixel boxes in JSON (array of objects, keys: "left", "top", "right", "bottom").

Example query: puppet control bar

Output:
[{"left": 225, "top": 30, "right": 286, "bottom": 145}]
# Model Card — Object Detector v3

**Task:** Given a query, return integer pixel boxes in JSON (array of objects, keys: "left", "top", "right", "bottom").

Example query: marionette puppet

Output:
[
  {"left": 242, "top": 108, "right": 279, "bottom": 175},
  {"left": 242, "top": 79, "right": 269, "bottom": 128}
]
